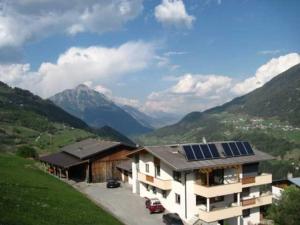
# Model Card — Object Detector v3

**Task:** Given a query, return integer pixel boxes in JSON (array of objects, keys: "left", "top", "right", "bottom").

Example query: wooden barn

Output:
[{"left": 39, "top": 138, "right": 136, "bottom": 183}]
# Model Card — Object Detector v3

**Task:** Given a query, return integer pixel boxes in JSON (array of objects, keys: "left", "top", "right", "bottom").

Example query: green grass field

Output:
[{"left": 0, "top": 154, "right": 123, "bottom": 225}]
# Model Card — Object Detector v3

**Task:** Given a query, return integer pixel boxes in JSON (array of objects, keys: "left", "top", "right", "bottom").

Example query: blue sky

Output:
[{"left": 0, "top": 0, "right": 299, "bottom": 115}]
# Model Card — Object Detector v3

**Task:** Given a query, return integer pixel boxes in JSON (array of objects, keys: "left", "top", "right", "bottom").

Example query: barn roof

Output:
[
  {"left": 39, "top": 152, "right": 86, "bottom": 169},
  {"left": 61, "top": 138, "right": 135, "bottom": 160}
]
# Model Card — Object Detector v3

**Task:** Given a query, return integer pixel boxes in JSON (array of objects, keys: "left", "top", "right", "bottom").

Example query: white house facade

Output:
[{"left": 129, "top": 141, "right": 273, "bottom": 225}]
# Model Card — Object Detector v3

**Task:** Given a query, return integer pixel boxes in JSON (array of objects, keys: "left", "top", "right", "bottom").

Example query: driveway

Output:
[{"left": 72, "top": 182, "right": 166, "bottom": 225}]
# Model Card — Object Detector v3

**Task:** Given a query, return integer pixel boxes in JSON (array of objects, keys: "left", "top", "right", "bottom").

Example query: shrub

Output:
[{"left": 16, "top": 145, "right": 38, "bottom": 159}]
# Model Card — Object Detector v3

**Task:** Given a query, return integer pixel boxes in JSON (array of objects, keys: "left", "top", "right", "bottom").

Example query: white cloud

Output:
[
  {"left": 0, "top": 41, "right": 155, "bottom": 98},
  {"left": 145, "top": 53, "right": 300, "bottom": 114},
  {"left": 91, "top": 82, "right": 140, "bottom": 108},
  {"left": 144, "top": 74, "right": 233, "bottom": 113},
  {"left": 155, "top": 0, "right": 195, "bottom": 28},
  {"left": 0, "top": 0, "right": 143, "bottom": 48},
  {"left": 232, "top": 53, "right": 300, "bottom": 95}
]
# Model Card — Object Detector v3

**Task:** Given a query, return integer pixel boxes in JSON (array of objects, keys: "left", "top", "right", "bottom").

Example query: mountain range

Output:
[
  {"left": 49, "top": 84, "right": 178, "bottom": 136},
  {"left": 0, "top": 81, "right": 134, "bottom": 152},
  {"left": 121, "top": 104, "right": 180, "bottom": 129}
]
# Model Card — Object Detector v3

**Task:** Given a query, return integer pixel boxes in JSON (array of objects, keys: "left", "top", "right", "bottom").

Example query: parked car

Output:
[
  {"left": 162, "top": 213, "right": 184, "bottom": 225},
  {"left": 106, "top": 178, "right": 121, "bottom": 188},
  {"left": 145, "top": 197, "right": 165, "bottom": 214}
]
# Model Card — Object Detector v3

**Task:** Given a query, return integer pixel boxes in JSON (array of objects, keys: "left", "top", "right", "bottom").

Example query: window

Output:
[
  {"left": 162, "top": 190, "right": 167, "bottom": 198},
  {"left": 152, "top": 186, "right": 157, "bottom": 194},
  {"left": 243, "top": 209, "right": 250, "bottom": 218},
  {"left": 155, "top": 164, "right": 161, "bottom": 177},
  {"left": 196, "top": 195, "right": 206, "bottom": 205},
  {"left": 173, "top": 171, "right": 181, "bottom": 182},
  {"left": 210, "top": 196, "right": 224, "bottom": 203},
  {"left": 145, "top": 163, "right": 149, "bottom": 173},
  {"left": 146, "top": 184, "right": 150, "bottom": 191},
  {"left": 242, "top": 187, "right": 250, "bottom": 198},
  {"left": 175, "top": 193, "right": 181, "bottom": 204}
]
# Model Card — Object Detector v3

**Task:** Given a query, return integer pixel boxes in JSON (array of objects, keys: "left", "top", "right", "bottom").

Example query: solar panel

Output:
[
  {"left": 243, "top": 142, "right": 255, "bottom": 155},
  {"left": 183, "top": 145, "right": 196, "bottom": 161},
  {"left": 200, "top": 144, "right": 213, "bottom": 159},
  {"left": 236, "top": 142, "right": 248, "bottom": 155},
  {"left": 222, "top": 143, "right": 233, "bottom": 157},
  {"left": 208, "top": 144, "right": 220, "bottom": 158},
  {"left": 192, "top": 145, "right": 204, "bottom": 160},
  {"left": 229, "top": 142, "right": 241, "bottom": 156}
]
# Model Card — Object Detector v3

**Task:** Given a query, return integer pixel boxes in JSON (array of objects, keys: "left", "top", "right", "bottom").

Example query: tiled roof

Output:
[
  {"left": 61, "top": 138, "right": 129, "bottom": 159},
  {"left": 131, "top": 142, "right": 274, "bottom": 171},
  {"left": 39, "top": 152, "right": 85, "bottom": 168}
]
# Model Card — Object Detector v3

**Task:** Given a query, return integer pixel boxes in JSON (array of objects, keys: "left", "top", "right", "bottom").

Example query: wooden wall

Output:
[{"left": 91, "top": 147, "right": 132, "bottom": 182}]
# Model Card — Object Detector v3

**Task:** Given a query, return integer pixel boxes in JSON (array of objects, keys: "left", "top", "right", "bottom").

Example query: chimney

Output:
[{"left": 202, "top": 137, "right": 207, "bottom": 144}]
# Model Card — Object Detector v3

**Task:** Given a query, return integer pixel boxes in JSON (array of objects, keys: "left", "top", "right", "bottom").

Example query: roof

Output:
[
  {"left": 61, "top": 138, "right": 132, "bottom": 160},
  {"left": 130, "top": 142, "right": 274, "bottom": 171},
  {"left": 288, "top": 177, "right": 300, "bottom": 187},
  {"left": 116, "top": 159, "right": 132, "bottom": 172},
  {"left": 39, "top": 152, "right": 86, "bottom": 169}
]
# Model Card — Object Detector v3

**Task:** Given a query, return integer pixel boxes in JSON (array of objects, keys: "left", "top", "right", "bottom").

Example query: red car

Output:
[{"left": 145, "top": 198, "right": 165, "bottom": 214}]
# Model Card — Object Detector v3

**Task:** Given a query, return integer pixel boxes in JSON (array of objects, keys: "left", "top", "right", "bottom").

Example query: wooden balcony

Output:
[
  {"left": 137, "top": 172, "right": 172, "bottom": 190},
  {"left": 242, "top": 173, "right": 272, "bottom": 188},
  {"left": 242, "top": 194, "right": 272, "bottom": 210},
  {"left": 198, "top": 206, "right": 242, "bottom": 223},
  {"left": 242, "top": 198, "right": 256, "bottom": 206},
  {"left": 194, "top": 182, "right": 242, "bottom": 198}
]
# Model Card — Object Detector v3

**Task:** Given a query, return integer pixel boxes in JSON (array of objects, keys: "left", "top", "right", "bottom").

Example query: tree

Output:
[
  {"left": 267, "top": 186, "right": 300, "bottom": 225},
  {"left": 16, "top": 145, "right": 38, "bottom": 159}
]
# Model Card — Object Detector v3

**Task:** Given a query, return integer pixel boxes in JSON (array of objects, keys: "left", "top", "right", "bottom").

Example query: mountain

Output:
[
  {"left": 49, "top": 84, "right": 152, "bottom": 136},
  {"left": 138, "top": 64, "right": 300, "bottom": 179},
  {"left": 121, "top": 105, "right": 181, "bottom": 129},
  {"left": 0, "top": 81, "right": 134, "bottom": 153}
]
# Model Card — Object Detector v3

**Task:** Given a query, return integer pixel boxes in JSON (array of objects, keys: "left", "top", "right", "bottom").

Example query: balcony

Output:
[
  {"left": 198, "top": 205, "right": 242, "bottom": 223},
  {"left": 194, "top": 182, "right": 242, "bottom": 198},
  {"left": 137, "top": 172, "right": 172, "bottom": 190},
  {"left": 242, "top": 173, "right": 272, "bottom": 188},
  {"left": 242, "top": 194, "right": 273, "bottom": 210}
]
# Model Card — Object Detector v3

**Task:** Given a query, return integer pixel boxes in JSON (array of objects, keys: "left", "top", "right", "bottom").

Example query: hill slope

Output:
[
  {"left": 0, "top": 82, "right": 134, "bottom": 153},
  {"left": 0, "top": 154, "right": 123, "bottom": 225},
  {"left": 139, "top": 64, "right": 300, "bottom": 179},
  {"left": 50, "top": 84, "right": 152, "bottom": 136}
]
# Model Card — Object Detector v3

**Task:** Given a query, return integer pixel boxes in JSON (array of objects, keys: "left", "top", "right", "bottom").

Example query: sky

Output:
[{"left": 0, "top": 0, "right": 299, "bottom": 116}]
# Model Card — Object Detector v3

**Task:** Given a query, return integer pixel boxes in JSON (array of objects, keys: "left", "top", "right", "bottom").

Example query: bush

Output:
[{"left": 16, "top": 145, "right": 38, "bottom": 159}]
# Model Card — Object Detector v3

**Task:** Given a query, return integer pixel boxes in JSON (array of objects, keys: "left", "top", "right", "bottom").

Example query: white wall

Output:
[
  {"left": 272, "top": 186, "right": 283, "bottom": 200},
  {"left": 242, "top": 207, "right": 260, "bottom": 225}
]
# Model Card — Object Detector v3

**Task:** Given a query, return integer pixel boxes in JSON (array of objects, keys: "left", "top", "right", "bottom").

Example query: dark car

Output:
[
  {"left": 145, "top": 198, "right": 165, "bottom": 214},
  {"left": 162, "top": 213, "right": 184, "bottom": 225},
  {"left": 106, "top": 178, "right": 121, "bottom": 188}
]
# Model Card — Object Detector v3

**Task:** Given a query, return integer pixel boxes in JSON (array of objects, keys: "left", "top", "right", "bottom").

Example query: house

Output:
[
  {"left": 272, "top": 175, "right": 300, "bottom": 201},
  {"left": 39, "top": 138, "right": 136, "bottom": 182},
  {"left": 128, "top": 141, "right": 273, "bottom": 225}
]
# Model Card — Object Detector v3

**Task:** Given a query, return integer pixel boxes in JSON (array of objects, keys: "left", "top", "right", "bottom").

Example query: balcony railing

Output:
[
  {"left": 137, "top": 172, "right": 172, "bottom": 190},
  {"left": 242, "top": 198, "right": 256, "bottom": 206},
  {"left": 194, "top": 182, "right": 242, "bottom": 198},
  {"left": 198, "top": 205, "right": 242, "bottom": 223},
  {"left": 242, "top": 194, "right": 272, "bottom": 210},
  {"left": 242, "top": 173, "right": 272, "bottom": 188}
]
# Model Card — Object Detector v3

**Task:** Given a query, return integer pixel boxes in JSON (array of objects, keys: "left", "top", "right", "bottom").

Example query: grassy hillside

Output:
[
  {"left": 138, "top": 64, "right": 300, "bottom": 179},
  {"left": 0, "top": 154, "right": 123, "bottom": 225}
]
